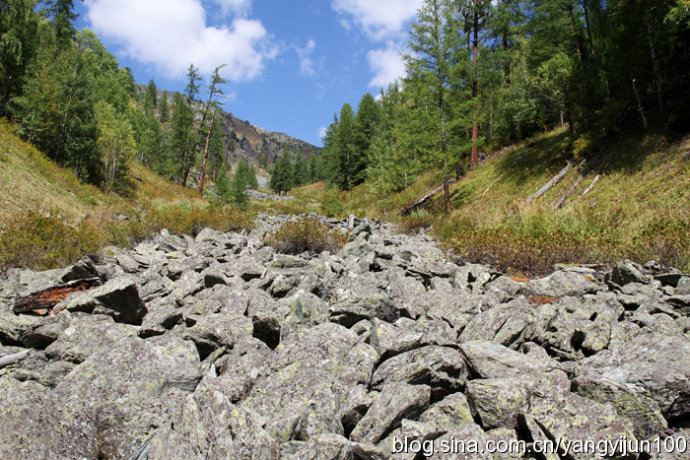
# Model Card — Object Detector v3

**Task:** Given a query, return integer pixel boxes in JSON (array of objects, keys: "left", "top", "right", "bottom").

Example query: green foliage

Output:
[
  {"left": 94, "top": 101, "right": 136, "bottom": 195},
  {"left": 264, "top": 218, "right": 350, "bottom": 255},
  {"left": 170, "top": 92, "right": 195, "bottom": 185},
  {"left": 185, "top": 64, "right": 202, "bottom": 104},
  {"left": 0, "top": 0, "right": 39, "bottom": 116},
  {"left": 230, "top": 166, "right": 249, "bottom": 209},
  {"left": 16, "top": 43, "right": 101, "bottom": 184},
  {"left": 246, "top": 163, "right": 259, "bottom": 189},
  {"left": 293, "top": 154, "right": 309, "bottom": 187},
  {"left": 144, "top": 80, "right": 158, "bottom": 114},
  {"left": 159, "top": 90, "right": 170, "bottom": 122},
  {"left": 320, "top": 189, "right": 347, "bottom": 218},
  {"left": 270, "top": 151, "right": 294, "bottom": 194}
]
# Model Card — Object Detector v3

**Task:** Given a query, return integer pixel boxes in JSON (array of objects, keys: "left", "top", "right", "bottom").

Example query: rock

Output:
[
  {"left": 458, "top": 298, "right": 533, "bottom": 347},
  {"left": 428, "top": 423, "right": 493, "bottom": 459},
  {"left": 577, "top": 331, "right": 690, "bottom": 419},
  {"left": 239, "top": 323, "right": 373, "bottom": 442},
  {"left": 0, "top": 378, "right": 98, "bottom": 459},
  {"left": 676, "top": 276, "right": 690, "bottom": 295},
  {"left": 521, "top": 388, "right": 637, "bottom": 460},
  {"left": 372, "top": 346, "right": 467, "bottom": 398},
  {"left": 281, "top": 434, "right": 354, "bottom": 460},
  {"left": 0, "top": 310, "right": 42, "bottom": 345},
  {"left": 45, "top": 314, "right": 137, "bottom": 363},
  {"left": 60, "top": 256, "right": 100, "bottom": 283},
  {"left": 350, "top": 382, "right": 431, "bottom": 444},
  {"left": 573, "top": 375, "right": 668, "bottom": 439},
  {"left": 55, "top": 336, "right": 201, "bottom": 459},
  {"left": 522, "top": 270, "right": 600, "bottom": 297},
  {"left": 148, "top": 382, "right": 279, "bottom": 460},
  {"left": 460, "top": 340, "right": 560, "bottom": 379},
  {"left": 368, "top": 317, "right": 456, "bottom": 360},
  {"left": 611, "top": 259, "right": 653, "bottom": 286},
  {"left": 466, "top": 379, "right": 529, "bottom": 430},
  {"left": 418, "top": 392, "right": 474, "bottom": 429},
  {"left": 183, "top": 313, "right": 253, "bottom": 359},
  {"left": 62, "top": 276, "right": 147, "bottom": 324},
  {"left": 340, "top": 386, "right": 377, "bottom": 436}
]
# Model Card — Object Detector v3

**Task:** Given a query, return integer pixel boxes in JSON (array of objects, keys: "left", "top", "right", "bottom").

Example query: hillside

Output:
[
  {"left": 0, "top": 121, "right": 250, "bottom": 271},
  {"left": 314, "top": 129, "right": 690, "bottom": 273}
]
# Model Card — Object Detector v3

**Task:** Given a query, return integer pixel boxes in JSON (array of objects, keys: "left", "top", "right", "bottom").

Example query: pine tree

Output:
[
  {"left": 230, "top": 166, "right": 249, "bottom": 209},
  {"left": 293, "top": 154, "right": 309, "bottom": 186},
  {"left": 159, "top": 90, "right": 170, "bottom": 122},
  {"left": 0, "top": 0, "right": 39, "bottom": 115},
  {"left": 308, "top": 155, "right": 321, "bottom": 183},
  {"left": 94, "top": 101, "right": 136, "bottom": 195},
  {"left": 406, "top": 0, "right": 463, "bottom": 212},
  {"left": 334, "top": 103, "right": 357, "bottom": 190},
  {"left": 47, "top": 0, "right": 77, "bottom": 46},
  {"left": 246, "top": 163, "right": 259, "bottom": 189},
  {"left": 144, "top": 80, "right": 158, "bottom": 115},
  {"left": 185, "top": 64, "right": 202, "bottom": 105},
  {"left": 170, "top": 92, "right": 195, "bottom": 185},
  {"left": 215, "top": 167, "right": 232, "bottom": 203},
  {"left": 270, "top": 152, "right": 294, "bottom": 194},
  {"left": 353, "top": 93, "right": 381, "bottom": 183}
]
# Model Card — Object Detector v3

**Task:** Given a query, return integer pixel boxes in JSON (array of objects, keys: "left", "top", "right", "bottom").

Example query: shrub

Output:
[
  {"left": 321, "top": 189, "right": 347, "bottom": 218},
  {"left": 0, "top": 212, "right": 101, "bottom": 271},
  {"left": 264, "top": 218, "right": 350, "bottom": 255},
  {"left": 397, "top": 210, "right": 436, "bottom": 235}
]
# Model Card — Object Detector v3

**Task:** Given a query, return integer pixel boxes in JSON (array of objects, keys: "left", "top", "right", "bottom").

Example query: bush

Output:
[
  {"left": 397, "top": 210, "right": 436, "bottom": 235},
  {"left": 321, "top": 189, "right": 347, "bottom": 218},
  {"left": 264, "top": 218, "right": 350, "bottom": 255},
  {"left": 0, "top": 212, "right": 101, "bottom": 271}
]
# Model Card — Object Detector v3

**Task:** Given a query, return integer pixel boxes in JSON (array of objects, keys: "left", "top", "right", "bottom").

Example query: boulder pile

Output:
[{"left": 1, "top": 214, "right": 688, "bottom": 459}]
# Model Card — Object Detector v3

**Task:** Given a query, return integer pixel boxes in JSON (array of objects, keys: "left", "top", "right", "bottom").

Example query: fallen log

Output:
[
  {"left": 13, "top": 278, "right": 101, "bottom": 315},
  {"left": 400, "top": 177, "right": 461, "bottom": 216},
  {"left": 581, "top": 174, "right": 600, "bottom": 197},
  {"left": 0, "top": 350, "right": 30, "bottom": 369},
  {"left": 528, "top": 160, "right": 583, "bottom": 203},
  {"left": 553, "top": 174, "right": 584, "bottom": 210}
]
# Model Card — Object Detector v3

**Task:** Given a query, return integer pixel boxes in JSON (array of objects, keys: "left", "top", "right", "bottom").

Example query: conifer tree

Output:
[
  {"left": 170, "top": 93, "right": 195, "bottom": 185},
  {"left": 230, "top": 166, "right": 249, "bottom": 209},
  {"left": 144, "top": 80, "right": 158, "bottom": 115},
  {"left": 246, "top": 163, "right": 259, "bottom": 189},
  {"left": 159, "top": 90, "right": 170, "bottom": 122},
  {"left": 270, "top": 152, "right": 294, "bottom": 194},
  {"left": 48, "top": 0, "right": 77, "bottom": 46},
  {"left": 293, "top": 154, "right": 309, "bottom": 186},
  {"left": 333, "top": 103, "right": 357, "bottom": 190},
  {"left": 353, "top": 93, "right": 381, "bottom": 183}
]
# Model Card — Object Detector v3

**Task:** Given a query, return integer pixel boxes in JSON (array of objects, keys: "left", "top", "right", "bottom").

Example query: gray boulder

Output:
[{"left": 62, "top": 277, "right": 147, "bottom": 324}]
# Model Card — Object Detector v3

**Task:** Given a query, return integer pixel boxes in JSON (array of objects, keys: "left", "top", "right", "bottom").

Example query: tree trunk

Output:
[
  {"left": 567, "top": 3, "right": 585, "bottom": 62},
  {"left": 198, "top": 110, "right": 216, "bottom": 195},
  {"left": 581, "top": 0, "right": 596, "bottom": 59},
  {"left": 631, "top": 77, "right": 648, "bottom": 129},
  {"left": 528, "top": 160, "right": 576, "bottom": 203},
  {"left": 443, "top": 178, "right": 450, "bottom": 215},
  {"left": 647, "top": 23, "right": 665, "bottom": 115},
  {"left": 471, "top": 4, "right": 480, "bottom": 168},
  {"left": 502, "top": 28, "right": 511, "bottom": 83}
]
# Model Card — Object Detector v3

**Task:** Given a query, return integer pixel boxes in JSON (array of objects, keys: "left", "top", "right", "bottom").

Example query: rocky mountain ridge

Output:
[{"left": 0, "top": 214, "right": 689, "bottom": 459}]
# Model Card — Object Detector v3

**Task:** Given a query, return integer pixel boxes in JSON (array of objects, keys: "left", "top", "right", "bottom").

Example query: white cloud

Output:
[
  {"left": 368, "top": 46, "right": 406, "bottom": 88},
  {"left": 318, "top": 127, "right": 328, "bottom": 140},
  {"left": 331, "top": 0, "right": 422, "bottom": 40},
  {"left": 85, "top": 0, "right": 276, "bottom": 81},
  {"left": 297, "top": 39, "right": 317, "bottom": 76},
  {"left": 214, "top": 0, "right": 251, "bottom": 17}
]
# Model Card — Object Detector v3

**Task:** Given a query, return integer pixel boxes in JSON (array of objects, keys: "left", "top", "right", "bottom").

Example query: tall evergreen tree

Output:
[
  {"left": 47, "top": 0, "right": 77, "bottom": 46},
  {"left": 353, "top": 93, "right": 382, "bottom": 183},
  {"left": 333, "top": 103, "right": 357, "bottom": 190},
  {"left": 159, "top": 90, "right": 170, "bottom": 122},
  {"left": 144, "top": 80, "right": 158, "bottom": 115},
  {"left": 293, "top": 154, "right": 310, "bottom": 187},
  {"left": 270, "top": 152, "right": 294, "bottom": 194},
  {"left": 230, "top": 166, "right": 249, "bottom": 209},
  {"left": 185, "top": 64, "right": 202, "bottom": 105},
  {"left": 170, "top": 92, "right": 195, "bottom": 185},
  {"left": 246, "top": 163, "right": 259, "bottom": 189},
  {"left": 0, "top": 0, "right": 39, "bottom": 115}
]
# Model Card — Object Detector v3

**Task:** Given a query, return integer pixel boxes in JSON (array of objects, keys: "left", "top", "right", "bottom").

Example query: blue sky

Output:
[{"left": 75, "top": 1, "right": 423, "bottom": 146}]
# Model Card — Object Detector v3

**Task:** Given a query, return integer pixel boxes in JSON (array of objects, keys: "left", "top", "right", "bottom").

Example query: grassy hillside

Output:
[
  {"left": 0, "top": 120, "right": 251, "bottom": 271},
  {"left": 307, "top": 129, "right": 690, "bottom": 274}
]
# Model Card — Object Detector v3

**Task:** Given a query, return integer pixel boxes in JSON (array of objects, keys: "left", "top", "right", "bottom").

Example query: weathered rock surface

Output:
[{"left": 1, "top": 213, "right": 688, "bottom": 459}]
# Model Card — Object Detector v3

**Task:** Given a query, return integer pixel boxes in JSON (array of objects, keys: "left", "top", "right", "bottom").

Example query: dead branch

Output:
[
  {"left": 528, "top": 160, "right": 583, "bottom": 203},
  {"left": 0, "top": 350, "right": 30, "bottom": 369},
  {"left": 581, "top": 175, "right": 600, "bottom": 197},
  {"left": 13, "top": 278, "right": 101, "bottom": 315},
  {"left": 400, "top": 177, "right": 461, "bottom": 216},
  {"left": 553, "top": 175, "right": 584, "bottom": 210}
]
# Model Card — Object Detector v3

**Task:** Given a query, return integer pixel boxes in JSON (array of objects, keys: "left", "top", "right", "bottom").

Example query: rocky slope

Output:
[
  {"left": 0, "top": 214, "right": 689, "bottom": 459},
  {"left": 220, "top": 111, "right": 321, "bottom": 167}
]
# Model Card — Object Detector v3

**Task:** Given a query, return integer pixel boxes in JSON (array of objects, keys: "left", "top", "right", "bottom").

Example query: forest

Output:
[{"left": 319, "top": 0, "right": 690, "bottom": 212}]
